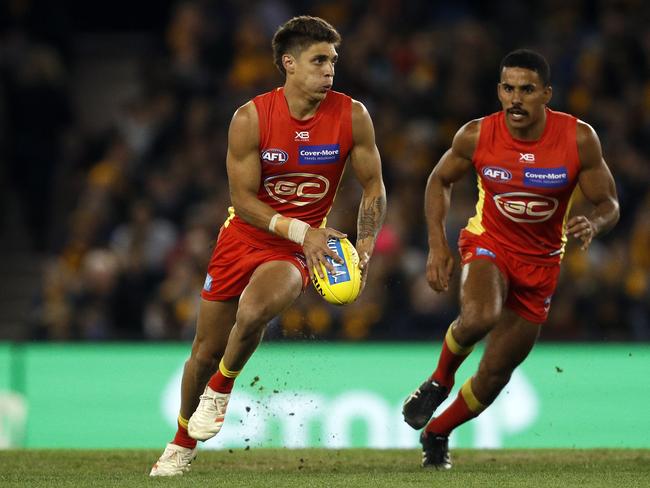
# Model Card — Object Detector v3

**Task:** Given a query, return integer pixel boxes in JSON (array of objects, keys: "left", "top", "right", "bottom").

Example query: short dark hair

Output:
[
  {"left": 500, "top": 49, "right": 551, "bottom": 86},
  {"left": 272, "top": 16, "right": 341, "bottom": 75}
]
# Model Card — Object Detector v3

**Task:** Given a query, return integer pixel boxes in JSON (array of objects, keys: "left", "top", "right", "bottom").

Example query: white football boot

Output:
[
  {"left": 149, "top": 443, "right": 197, "bottom": 477},
  {"left": 187, "top": 385, "right": 230, "bottom": 441}
]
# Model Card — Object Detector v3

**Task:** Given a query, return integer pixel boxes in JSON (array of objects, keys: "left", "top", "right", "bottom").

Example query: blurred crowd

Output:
[{"left": 1, "top": 0, "right": 649, "bottom": 341}]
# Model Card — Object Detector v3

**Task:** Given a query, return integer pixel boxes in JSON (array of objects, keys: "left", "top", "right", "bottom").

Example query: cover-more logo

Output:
[
  {"left": 493, "top": 192, "right": 559, "bottom": 223},
  {"left": 299, "top": 144, "right": 340, "bottom": 165},
  {"left": 264, "top": 173, "right": 330, "bottom": 207},
  {"left": 524, "top": 167, "right": 568, "bottom": 188},
  {"left": 261, "top": 148, "right": 288, "bottom": 165}
]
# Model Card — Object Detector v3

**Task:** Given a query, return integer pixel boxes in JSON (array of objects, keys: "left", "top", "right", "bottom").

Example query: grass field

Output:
[{"left": 1, "top": 449, "right": 649, "bottom": 487}]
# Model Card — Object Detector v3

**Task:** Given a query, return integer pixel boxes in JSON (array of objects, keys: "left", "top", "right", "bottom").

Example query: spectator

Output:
[{"left": 11, "top": 0, "right": 649, "bottom": 341}]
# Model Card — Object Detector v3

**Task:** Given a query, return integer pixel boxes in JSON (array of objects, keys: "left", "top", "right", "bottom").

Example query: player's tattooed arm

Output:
[
  {"left": 350, "top": 100, "right": 387, "bottom": 290},
  {"left": 357, "top": 194, "right": 387, "bottom": 242}
]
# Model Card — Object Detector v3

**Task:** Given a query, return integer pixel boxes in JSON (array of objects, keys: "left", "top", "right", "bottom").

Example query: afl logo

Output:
[
  {"left": 493, "top": 192, "right": 559, "bottom": 223},
  {"left": 261, "top": 148, "right": 288, "bottom": 165},
  {"left": 482, "top": 166, "right": 512, "bottom": 182},
  {"left": 264, "top": 173, "right": 330, "bottom": 207}
]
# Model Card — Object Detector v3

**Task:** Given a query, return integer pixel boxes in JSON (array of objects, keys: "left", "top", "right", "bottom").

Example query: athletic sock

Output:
[
  {"left": 425, "top": 378, "right": 486, "bottom": 436},
  {"left": 431, "top": 324, "right": 474, "bottom": 391},
  {"left": 172, "top": 415, "right": 197, "bottom": 449},
  {"left": 207, "top": 358, "right": 241, "bottom": 394}
]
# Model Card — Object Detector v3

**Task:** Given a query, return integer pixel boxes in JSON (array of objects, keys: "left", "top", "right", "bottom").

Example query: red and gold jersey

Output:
[
  {"left": 227, "top": 87, "right": 353, "bottom": 248},
  {"left": 464, "top": 108, "right": 581, "bottom": 263}
]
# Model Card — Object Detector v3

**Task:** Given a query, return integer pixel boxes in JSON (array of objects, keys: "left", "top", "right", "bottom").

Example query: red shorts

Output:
[
  {"left": 458, "top": 230, "right": 561, "bottom": 324},
  {"left": 201, "top": 223, "right": 310, "bottom": 301}
]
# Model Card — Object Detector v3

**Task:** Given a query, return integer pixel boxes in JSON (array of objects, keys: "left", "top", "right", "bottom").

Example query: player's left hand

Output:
[
  {"left": 355, "top": 239, "right": 373, "bottom": 294},
  {"left": 566, "top": 215, "right": 596, "bottom": 250},
  {"left": 357, "top": 249, "right": 371, "bottom": 294}
]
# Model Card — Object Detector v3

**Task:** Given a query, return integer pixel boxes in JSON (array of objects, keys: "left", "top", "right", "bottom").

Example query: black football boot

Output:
[
  {"left": 402, "top": 379, "right": 448, "bottom": 429},
  {"left": 420, "top": 431, "right": 452, "bottom": 470}
]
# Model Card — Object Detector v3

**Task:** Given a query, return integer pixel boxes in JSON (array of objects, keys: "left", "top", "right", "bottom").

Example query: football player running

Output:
[
  {"left": 150, "top": 16, "right": 385, "bottom": 476},
  {"left": 402, "top": 49, "right": 619, "bottom": 469}
]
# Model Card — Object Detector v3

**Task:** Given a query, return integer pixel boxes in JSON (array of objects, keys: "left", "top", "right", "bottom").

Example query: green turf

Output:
[{"left": 1, "top": 449, "right": 649, "bottom": 487}]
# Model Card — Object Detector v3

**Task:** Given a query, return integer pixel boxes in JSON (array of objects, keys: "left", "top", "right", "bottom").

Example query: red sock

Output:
[
  {"left": 431, "top": 325, "right": 473, "bottom": 391},
  {"left": 207, "top": 359, "right": 240, "bottom": 394},
  {"left": 172, "top": 417, "right": 197, "bottom": 449},
  {"left": 207, "top": 370, "right": 235, "bottom": 393},
  {"left": 425, "top": 379, "right": 485, "bottom": 436}
]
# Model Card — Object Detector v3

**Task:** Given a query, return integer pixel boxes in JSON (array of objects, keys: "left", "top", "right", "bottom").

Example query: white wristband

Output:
[
  {"left": 287, "top": 218, "right": 310, "bottom": 245},
  {"left": 268, "top": 213, "right": 281, "bottom": 233}
]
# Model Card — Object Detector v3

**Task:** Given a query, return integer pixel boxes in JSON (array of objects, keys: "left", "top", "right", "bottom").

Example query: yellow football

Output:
[{"left": 311, "top": 237, "right": 362, "bottom": 305}]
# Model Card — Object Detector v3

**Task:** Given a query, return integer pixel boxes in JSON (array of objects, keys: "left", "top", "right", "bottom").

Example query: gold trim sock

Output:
[
  {"left": 431, "top": 324, "right": 475, "bottom": 390},
  {"left": 207, "top": 358, "right": 241, "bottom": 393},
  {"left": 425, "top": 378, "right": 486, "bottom": 436}
]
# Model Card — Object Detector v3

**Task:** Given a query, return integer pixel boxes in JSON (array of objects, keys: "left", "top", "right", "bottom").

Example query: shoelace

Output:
[
  {"left": 215, "top": 396, "right": 229, "bottom": 411},
  {"left": 198, "top": 393, "right": 212, "bottom": 402},
  {"left": 197, "top": 393, "right": 229, "bottom": 415},
  {"left": 162, "top": 449, "right": 189, "bottom": 466}
]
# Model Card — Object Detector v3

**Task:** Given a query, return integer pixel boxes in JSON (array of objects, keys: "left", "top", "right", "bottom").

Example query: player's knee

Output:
[
  {"left": 235, "top": 302, "right": 272, "bottom": 334},
  {"left": 238, "top": 285, "right": 294, "bottom": 330},
  {"left": 474, "top": 374, "right": 510, "bottom": 405},
  {"left": 189, "top": 349, "right": 218, "bottom": 374},
  {"left": 460, "top": 305, "right": 500, "bottom": 335},
  {"left": 477, "top": 363, "right": 511, "bottom": 394}
]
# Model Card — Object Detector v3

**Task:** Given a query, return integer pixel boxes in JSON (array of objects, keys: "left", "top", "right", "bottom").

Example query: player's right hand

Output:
[
  {"left": 426, "top": 244, "right": 454, "bottom": 292},
  {"left": 565, "top": 215, "right": 596, "bottom": 251},
  {"left": 303, "top": 227, "right": 347, "bottom": 279}
]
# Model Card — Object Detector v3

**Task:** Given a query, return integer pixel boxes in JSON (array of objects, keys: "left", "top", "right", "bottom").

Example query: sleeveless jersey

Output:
[
  {"left": 226, "top": 87, "right": 353, "bottom": 248},
  {"left": 465, "top": 108, "right": 581, "bottom": 263}
]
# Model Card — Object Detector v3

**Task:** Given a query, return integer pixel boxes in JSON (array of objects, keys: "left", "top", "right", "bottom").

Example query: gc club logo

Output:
[
  {"left": 261, "top": 148, "right": 289, "bottom": 165},
  {"left": 264, "top": 173, "right": 330, "bottom": 207},
  {"left": 493, "top": 192, "right": 559, "bottom": 223},
  {"left": 482, "top": 166, "right": 512, "bottom": 182}
]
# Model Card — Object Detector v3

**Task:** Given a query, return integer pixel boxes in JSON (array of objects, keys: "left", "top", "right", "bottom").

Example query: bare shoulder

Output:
[
  {"left": 350, "top": 99, "right": 375, "bottom": 144},
  {"left": 229, "top": 101, "right": 259, "bottom": 148},
  {"left": 351, "top": 99, "right": 372, "bottom": 124},
  {"left": 231, "top": 101, "right": 259, "bottom": 131},
  {"left": 452, "top": 118, "right": 482, "bottom": 160},
  {"left": 576, "top": 119, "right": 600, "bottom": 147},
  {"left": 575, "top": 119, "right": 603, "bottom": 167}
]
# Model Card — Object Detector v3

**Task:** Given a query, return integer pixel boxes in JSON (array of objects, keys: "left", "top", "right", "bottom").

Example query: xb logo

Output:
[
  {"left": 519, "top": 153, "right": 535, "bottom": 163},
  {"left": 493, "top": 192, "right": 558, "bottom": 223},
  {"left": 295, "top": 131, "right": 310, "bottom": 141},
  {"left": 264, "top": 173, "right": 329, "bottom": 207}
]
